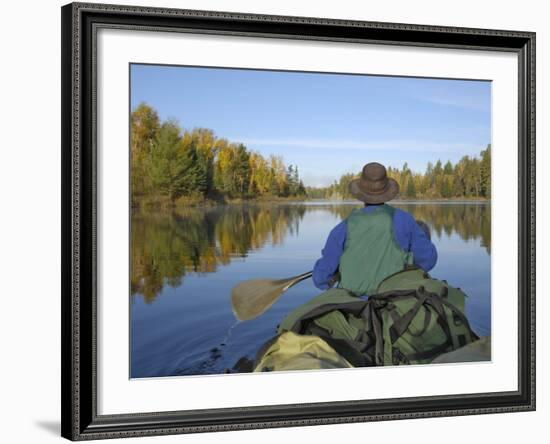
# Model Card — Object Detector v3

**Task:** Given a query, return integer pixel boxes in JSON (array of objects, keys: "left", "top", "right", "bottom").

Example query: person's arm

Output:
[
  {"left": 312, "top": 221, "right": 347, "bottom": 290},
  {"left": 394, "top": 210, "right": 438, "bottom": 272}
]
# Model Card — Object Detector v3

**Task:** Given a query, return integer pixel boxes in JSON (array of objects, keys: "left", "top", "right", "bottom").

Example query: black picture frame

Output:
[{"left": 61, "top": 2, "right": 536, "bottom": 440}]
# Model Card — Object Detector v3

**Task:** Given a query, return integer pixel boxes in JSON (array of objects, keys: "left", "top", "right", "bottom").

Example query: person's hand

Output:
[{"left": 327, "top": 272, "right": 340, "bottom": 288}]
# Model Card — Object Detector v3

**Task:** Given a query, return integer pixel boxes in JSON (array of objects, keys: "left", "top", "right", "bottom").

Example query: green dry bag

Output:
[{"left": 274, "top": 268, "right": 480, "bottom": 367}]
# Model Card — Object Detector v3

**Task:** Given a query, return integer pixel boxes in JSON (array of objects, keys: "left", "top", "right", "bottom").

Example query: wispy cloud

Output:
[
  {"left": 230, "top": 137, "right": 482, "bottom": 154},
  {"left": 419, "top": 96, "right": 489, "bottom": 112},
  {"left": 410, "top": 90, "right": 491, "bottom": 112}
]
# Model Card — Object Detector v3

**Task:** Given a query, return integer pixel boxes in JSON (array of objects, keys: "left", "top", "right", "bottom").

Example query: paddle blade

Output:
[
  {"left": 231, "top": 278, "right": 289, "bottom": 321},
  {"left": 231, "top": 272, "right": 312, "bottom": 321}
]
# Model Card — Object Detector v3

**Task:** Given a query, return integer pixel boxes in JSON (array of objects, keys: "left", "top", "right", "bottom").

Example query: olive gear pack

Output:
[{"left": 254, "top": 268, "right": 480, "bottom": 370}]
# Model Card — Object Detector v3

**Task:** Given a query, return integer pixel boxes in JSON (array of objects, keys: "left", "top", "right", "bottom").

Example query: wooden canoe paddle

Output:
[{"left": 230, "top": 271, "right": 313, "bottom": 321}]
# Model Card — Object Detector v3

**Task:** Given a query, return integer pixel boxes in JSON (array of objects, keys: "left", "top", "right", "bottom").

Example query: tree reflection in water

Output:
[{"left": 131, "top": 202, "right": 490, "bottom": 303}]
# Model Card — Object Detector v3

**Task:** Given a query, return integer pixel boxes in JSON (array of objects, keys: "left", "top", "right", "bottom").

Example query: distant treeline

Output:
[
  {"left": 307, "top": 145, "right": 491, "bottom": 200},
  {"left": 131, "top": 103, "right": 306, "bottom": 207}
]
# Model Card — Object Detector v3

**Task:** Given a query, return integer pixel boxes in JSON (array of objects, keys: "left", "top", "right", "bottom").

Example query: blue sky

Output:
[{"left": 131, "top": 64, "right": 491, "bottom": 187}]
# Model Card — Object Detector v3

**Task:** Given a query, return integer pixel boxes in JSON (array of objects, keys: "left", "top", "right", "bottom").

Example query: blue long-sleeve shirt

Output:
[{"left": 313, "top": 206, "right": 438, "bottom": 290}]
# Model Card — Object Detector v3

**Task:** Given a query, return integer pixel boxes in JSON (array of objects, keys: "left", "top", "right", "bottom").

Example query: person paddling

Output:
[{"left": 313, "top": 162, "right": 438, "bottom": 296}]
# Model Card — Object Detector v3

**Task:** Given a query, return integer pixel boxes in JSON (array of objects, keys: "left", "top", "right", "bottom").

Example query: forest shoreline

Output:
[
  {"left": 132, "top": 195, "right": 490, "bottom": 210},
  {"left": 130, "top": 104, "right": 491, "bottom": 208}
]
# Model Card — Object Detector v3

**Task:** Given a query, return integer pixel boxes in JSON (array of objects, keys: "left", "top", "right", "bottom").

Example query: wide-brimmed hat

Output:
[{"left": 348, "top": 162, "right": 399, "bottom": 204}]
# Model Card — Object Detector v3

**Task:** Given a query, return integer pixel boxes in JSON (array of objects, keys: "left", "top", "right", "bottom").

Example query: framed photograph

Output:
[{"left": 61, "top": 2, "right": 535, "bottom": 440}]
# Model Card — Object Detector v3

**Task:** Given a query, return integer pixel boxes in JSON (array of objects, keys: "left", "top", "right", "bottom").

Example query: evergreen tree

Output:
[
  {"left": 286, "top": 165, "right": 297, "bottom": 195},
  {"left": 148, "top": 121, "right": 199, "bottom": 202},
  {"left": 441, "top": 177, "right": 452, "bottom": 198},
  {"left": 297, "top": 180, "right": 306, "bottom": 196},
  {"left": 406, "top": 178, "right": 416, "bottom": 198},
  {"left": 181, "top": 128, "right": 217, "bottom": 195},
  {"left": 433, "top": 159, "right": 443, "bottom": 176},
  {"left": 192, "top": 147, "right": 209, "bottom": 195},
  {"left": 292, "top": 166, "right": 300, "bottom": 196},
  {"left": 480, "top": 144, "right": 491, "bottom": 198},
  {"left": 231, "top": 144, "right": 251, "bottom": 197},
  {"left": 425, "top": 161, "right": 435, "bottom": 190}
]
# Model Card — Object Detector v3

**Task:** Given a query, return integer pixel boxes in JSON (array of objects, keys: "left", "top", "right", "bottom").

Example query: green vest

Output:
[{"left": 338, "top": 204, "right": 413, "bottom": 295}]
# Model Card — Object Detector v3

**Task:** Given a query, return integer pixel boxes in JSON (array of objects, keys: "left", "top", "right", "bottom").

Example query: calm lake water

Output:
[{"left": 130, "top": 202, "right": 491, "bottom": 378}]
